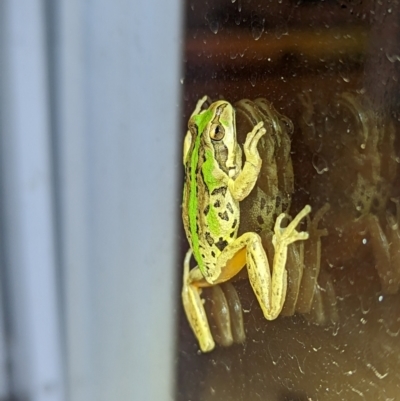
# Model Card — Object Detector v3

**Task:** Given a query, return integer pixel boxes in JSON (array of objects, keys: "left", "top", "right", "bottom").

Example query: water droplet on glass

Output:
[
  {"left": 206, "top": 13, "right": 219, "bottom": 34},
  {"left": 362, "top": 238, "right": 367, "bottom": 244},
  {"left": 180, "top": 78, "right": 184, "bottom": 84},
  {"left": 340, "top": 72, "right": 351, "bottom": 83},
  {"left": 275, "top": 27, "right": 288, "bottom": 40},
  {"left": 251, "top": 17, "right": 265, "bottom": 41},
  {"left": 238, "top": 0, "right": 242, "bottom": 12},
  {"left": 386, "top": 53, "right": 400, "bottom": 63},
  {"left": 230, "top": 51, "right": 238, "bottom": 60},
  {"left": 312, "top": 153, "right": 329, "bottom": 174},
  {"left": 249, "top": 72, "right": 257, "bottom": 87},
  {"left": 378, "top": 295, "right": 384, "bottom": 302},
  {"left": 210, "top": 21, "right": 219, "bottom": 34}
]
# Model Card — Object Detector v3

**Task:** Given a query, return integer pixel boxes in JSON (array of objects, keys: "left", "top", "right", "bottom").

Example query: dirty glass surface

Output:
[{"left": 176, "top": 1, "right": 400, "bottom": 400}]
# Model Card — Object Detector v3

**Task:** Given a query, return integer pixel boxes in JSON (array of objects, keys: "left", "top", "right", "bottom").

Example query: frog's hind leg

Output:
[
  {"left": 214, "top": 205, "right": 311, "bottom": 321},
  {"left": 181, "top": 250, "right": 215, "bottom": 352}
]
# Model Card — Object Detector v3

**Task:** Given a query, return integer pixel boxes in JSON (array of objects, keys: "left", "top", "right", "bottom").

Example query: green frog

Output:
[{"left": 181, "top": 96, "right": 311, "bottom": 352}]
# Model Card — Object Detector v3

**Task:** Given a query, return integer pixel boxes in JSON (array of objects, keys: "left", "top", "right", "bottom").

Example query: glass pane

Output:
[{"left": 177, "top": 1, "right": 400, "bottom": 400}]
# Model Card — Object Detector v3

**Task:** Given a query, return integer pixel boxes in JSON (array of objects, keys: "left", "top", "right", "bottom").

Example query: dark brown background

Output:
[{"left": 177, "top": 1, "right": 400, "bottom": 400}]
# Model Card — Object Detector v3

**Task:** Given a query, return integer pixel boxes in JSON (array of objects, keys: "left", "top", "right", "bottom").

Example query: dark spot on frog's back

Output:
[
  {"left": 211, "top": 186, "right": 227, "bottom": 196},
  {"left": 204, "top": 205, "right": 210, "bottom": 215},
  {"left": 218, "top": 211, "right": 229, "bottom": 221},
  {"left": 260, "top": 197, "right": 266, "bottom": 210},
  {"left": 232, "top": 219, "right": 238, "bottom": 229},
  {"left": 257, "top": 215, "right": 265, "bottom": 226},
  {"left": 214, "top": 200, "right": 221, "bottom": 208},
  {"left": 205, "top": 232, "right": 214, "bottom": 246},
  {"left": 226, "top": 202, "right": 233, "bottom": 214},
  {"left": 215, "top": 237, "right": 228, "bottom": 252}
]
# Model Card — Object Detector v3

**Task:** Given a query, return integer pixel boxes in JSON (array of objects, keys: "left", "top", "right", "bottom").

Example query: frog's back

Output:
[{"left": 182, "top": 150, "right": 239, "bottom": 276}]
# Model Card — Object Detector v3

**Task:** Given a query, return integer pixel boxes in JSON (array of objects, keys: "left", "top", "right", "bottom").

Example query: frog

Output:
[
  {"left": 199, "top": 98, "right": 338, "bottom": 349},
  {"left": 297, "top": 90, "right": 400, "bottom": 295},
  {"left": 181, "top": 96, "right": 311, "bottom": 352}
]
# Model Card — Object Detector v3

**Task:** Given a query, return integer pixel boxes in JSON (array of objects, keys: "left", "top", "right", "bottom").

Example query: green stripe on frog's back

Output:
[{"left": 188, "top": 109, "right": 213, "bottom": 273}]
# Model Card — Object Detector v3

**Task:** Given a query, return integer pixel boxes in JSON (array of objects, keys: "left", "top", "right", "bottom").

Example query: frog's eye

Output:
[{"left": 209, "top": 124, "right": 225, "bottom": 141}]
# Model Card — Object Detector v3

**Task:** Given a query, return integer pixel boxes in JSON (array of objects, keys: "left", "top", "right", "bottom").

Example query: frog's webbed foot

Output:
[
  {"left": 282, "top": 203, "right": 338, "bottom": 325},
  {"left": 273, "top": 205, "right": 311, "bottom": 249},
  {"left": 243, "top": 121, "right": 266, "bottom": 168},
  {"left": 258, "top": 205, "right": 311, "bottom": 319},
  {"left": 230, "top": 122, "right": 266, "bottom": 201},
  {"left": 207, "top": 282, "right": 245, "bottom": 347},
  {"left": 182, "top": 250, "right": 215, "bottom": 352}
]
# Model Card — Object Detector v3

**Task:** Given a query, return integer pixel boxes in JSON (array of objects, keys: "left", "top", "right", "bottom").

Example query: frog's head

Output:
[{"left": 189, "top": 100, "right": 238, "bottom": 176}]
